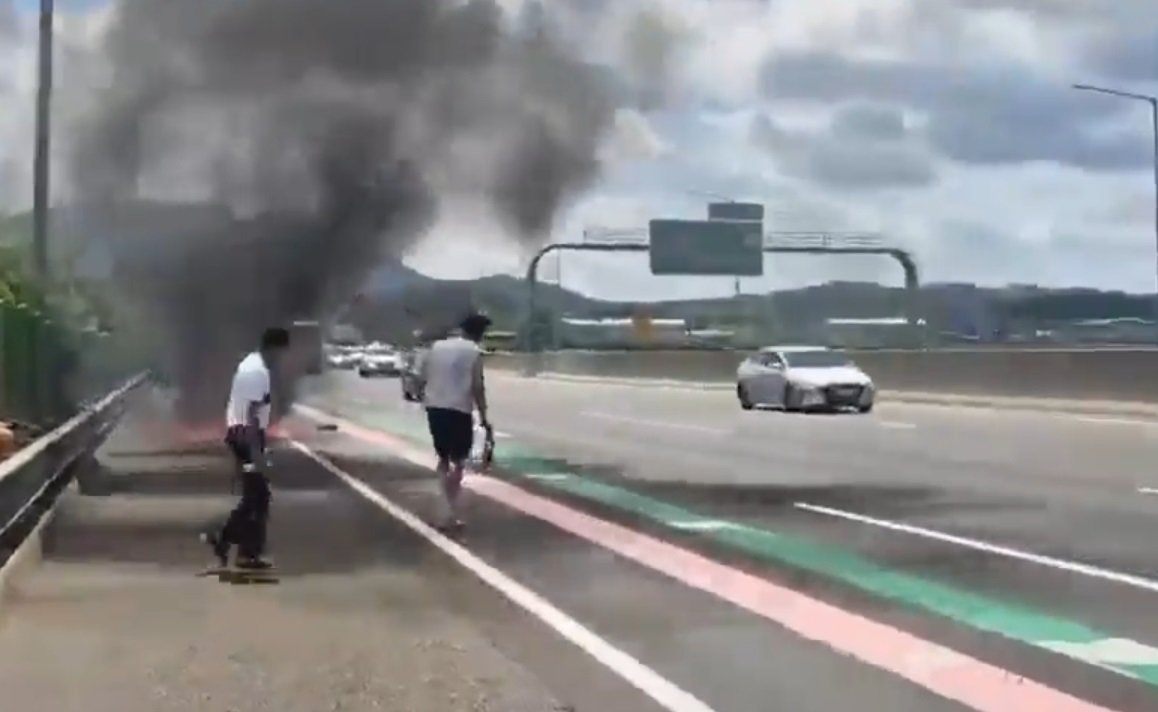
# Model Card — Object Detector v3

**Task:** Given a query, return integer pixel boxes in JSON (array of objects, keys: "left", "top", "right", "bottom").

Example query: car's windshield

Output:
[{"left": 782, "top": 350, "right": 853, "bottom": 368}]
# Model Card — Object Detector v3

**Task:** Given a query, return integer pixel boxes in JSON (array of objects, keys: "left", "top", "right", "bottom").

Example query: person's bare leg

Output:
[
  {"left": 442, "top": 458, "right": 466, "bottom": 526},
  {"left": 435, "top": 456, "right": 453, "bottom": 524}
]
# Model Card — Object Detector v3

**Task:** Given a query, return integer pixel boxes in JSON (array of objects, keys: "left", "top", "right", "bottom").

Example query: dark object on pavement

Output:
[{"left": 479, "top": 424, "right": 495, "bottom": 470}]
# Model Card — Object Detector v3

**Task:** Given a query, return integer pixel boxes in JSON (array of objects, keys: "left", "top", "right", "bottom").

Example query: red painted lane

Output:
[{"left": 301, "top": 410, "right": 1123, "bottom": 712}]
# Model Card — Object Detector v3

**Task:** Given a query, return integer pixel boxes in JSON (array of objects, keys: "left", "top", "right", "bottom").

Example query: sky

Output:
[{"left": 1, "top": 0, "right": 1157, "bottom": 302}]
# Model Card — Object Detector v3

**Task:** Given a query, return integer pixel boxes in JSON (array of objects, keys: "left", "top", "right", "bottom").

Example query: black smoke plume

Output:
[{"left": 70, "top": 0, "right": 613, "bottom": 422}]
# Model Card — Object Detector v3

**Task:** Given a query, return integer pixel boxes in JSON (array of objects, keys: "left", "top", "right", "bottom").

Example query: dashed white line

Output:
[
  {"left": 300, "top": 406, "right": 1129, "bottom": 712},
  {"left": 1138, "top": 487, "right": 1158, "bottom": 496},
  {"left": 291, "top": 440, "right": 718, "bottom": 712},
  {"left": 796, "top": 502, "right": 1158, "bottom": 594},
  {"left": 879, "top": 421, "right": 917, "bottom": 430},
  {"left": 1040, "top": 638, "right": 1158, "bottom": 670},
  {"left": 581, "top": 411, "right": 728, "bottom": 435},
  {"left": 667, "top": 520, "right": 744, "bottom": 532},
  {"left": 1076, "top": 416, "right": 1155, "bottom": 427}
]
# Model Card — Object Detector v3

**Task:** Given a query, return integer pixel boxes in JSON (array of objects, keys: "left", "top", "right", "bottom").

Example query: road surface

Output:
[
  {"left": 0, "top": 388, "right": 662, "bottom": 712},
  {"left": 300, "top": 369, "right": 1158, "bottom": 712}
]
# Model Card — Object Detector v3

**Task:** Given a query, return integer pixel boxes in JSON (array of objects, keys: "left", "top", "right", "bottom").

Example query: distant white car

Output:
[
  {"left": 358, "top": 349, "right": 402, "bottom": 377},
  {"left": 736, "top": 346, "right": 874, "bottom": 413},
  {"left": 326, "top": 351, "right": 360, "bottom": 370}
]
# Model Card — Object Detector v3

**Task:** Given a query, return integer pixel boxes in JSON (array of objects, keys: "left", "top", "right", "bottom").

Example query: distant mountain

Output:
[
  {"left": 347, "top": 269, "right": 1158, "bottom": 347},
  {"left": 364, "top": 261, "right": 435, "bottom": 296},
  {"left": 5, "top": 206, "right": 1152, "bottom": 346},
  {"left": 349, "top": 261, "right": 608, "bottom": 342}
]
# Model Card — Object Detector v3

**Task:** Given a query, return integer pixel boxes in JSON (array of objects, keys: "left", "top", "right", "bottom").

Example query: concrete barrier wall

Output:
[{"left": 485, "top": 349, "right": 1158, "bottom": 403}]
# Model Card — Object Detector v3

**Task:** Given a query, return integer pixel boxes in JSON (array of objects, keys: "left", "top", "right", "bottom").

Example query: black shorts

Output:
[
  {"left": 426, "top": 407, "right": 474, "bottom": 462},
  {"left": 224, "top": 425, "right": 266, "bottom": 466}
]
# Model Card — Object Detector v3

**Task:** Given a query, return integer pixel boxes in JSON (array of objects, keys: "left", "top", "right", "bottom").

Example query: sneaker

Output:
[
  {"left": 235, "top": 557, "right": 274, "bottom": 571},
  {"left": 200, "top": 531, "right": 228, "bottom": 568},
  {"left": 436, "top": 519, "right": 466, "bottom": 535}
]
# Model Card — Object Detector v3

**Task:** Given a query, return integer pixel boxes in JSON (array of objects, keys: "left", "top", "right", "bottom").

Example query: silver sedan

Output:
[{"left": 736, "top": 346, "right": 875, "bottom": 413}]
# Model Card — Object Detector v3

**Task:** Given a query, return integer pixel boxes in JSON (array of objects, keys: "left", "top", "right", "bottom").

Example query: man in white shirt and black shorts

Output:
[
  {"left": 202, "top": 327, "right": 290, "bottom": 570},
  {"left": 420, "top": 313, "right": 491, "bottom": 532}
]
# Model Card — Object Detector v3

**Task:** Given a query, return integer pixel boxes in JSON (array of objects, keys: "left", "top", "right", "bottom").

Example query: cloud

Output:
[
  {"left": 1089, "top": 30, "right": 1158, "bottom": 82},
  {"left": 831, "top": 104, "right": 909, "bottom": 142},
  {"left": 0, "top": 1, "right": 16, "bottom": 43},
  {"left": 428, "top": 1, "right": 1158, "bottom": 295},
  {"left": 1097, "top": 192, "right": 1155, "bottom": 226},
  {"left": 761, "top": 52, "right": 1151, "bottom": 173},
  {"left": 751, "top": 106, "right": 936, "bottom": 191},
  {"left": 2, "top": 0, "right": 1158, "bottom": 303},
  {"left": 601, "top": 109, "right": 668, "bottom": 164}
]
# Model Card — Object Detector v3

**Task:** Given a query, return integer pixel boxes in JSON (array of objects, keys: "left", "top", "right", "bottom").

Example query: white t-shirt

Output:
[
  {"left": 422, "top": 336, "right": 481, "bottom": 414},
  {"left": 226, "top": 351, "right": 272, "bottom": 429}
]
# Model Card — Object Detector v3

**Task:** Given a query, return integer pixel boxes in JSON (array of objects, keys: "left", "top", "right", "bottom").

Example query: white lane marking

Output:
[
  {"left": 796, "top": 502, "right": 1158, "bottom": 594},
  {"left": 1138, "top": 488, "right": 1158, "bottom": 495},
  {"left": 1076, "top": 416, "right": 1155, "bottom": 427},
  {"left": 668, "top": 520, "right": 744, "bottom": 532},
  {"left": 879, "top": 421, "right": 917, "bottom": 430},
  {"left": 291, "top": 440, "right": 717, "bottom": 712},
  {"left": 581, "top": 411, "right": 727, "bottom": 435},
  {"left": 527, "top": 473, "right": 570, "bottom": 481},
  {"left": 489, "top": 372, "right": 730, "bottom": 393},
  {"left": 1040, "top": 639, "right": 1158, "bottom": 668}
]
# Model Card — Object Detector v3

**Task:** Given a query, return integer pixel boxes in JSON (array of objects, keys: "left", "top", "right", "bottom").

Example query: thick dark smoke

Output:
[{"left": 71, "top": 0, "right": 613, "bottom": 421}]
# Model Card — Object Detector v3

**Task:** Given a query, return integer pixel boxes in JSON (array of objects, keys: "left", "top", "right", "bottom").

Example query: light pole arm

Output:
[
  {"left": 1073, "top": 83, "right": 1158, "bottom": 340},
  {"left": 1073, "top": 83, "right": 1157, "bottom": 104}
]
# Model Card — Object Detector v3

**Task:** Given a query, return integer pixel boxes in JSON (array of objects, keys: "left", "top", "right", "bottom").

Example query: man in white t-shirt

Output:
[
  {"left": 202, "top": 327, "right": 290, "bottom": 569},
  {"left": 420, "top": 313, "right": 491, "bottom": 532}
]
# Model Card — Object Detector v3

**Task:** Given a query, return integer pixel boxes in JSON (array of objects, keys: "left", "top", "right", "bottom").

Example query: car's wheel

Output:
[
  {"left": 857, "top": 403, "right": 874, "bottom": 414},
  {"left": 783, "top": 384, "right": 802, "bottom": 412},
  {"left": 358, "top": 369, "right": 368, "bottom": 378},
  {"left": 737, "top": 384, "right": 754, "bottom": 410}
]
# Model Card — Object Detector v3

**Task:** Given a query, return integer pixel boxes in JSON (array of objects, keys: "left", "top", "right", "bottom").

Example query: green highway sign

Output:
[
  {"left": 708, "top": 202, "right": 764, "bottom": 222},
  {"left": 648, "top": 219, "right": 764, "bottom": 276}
]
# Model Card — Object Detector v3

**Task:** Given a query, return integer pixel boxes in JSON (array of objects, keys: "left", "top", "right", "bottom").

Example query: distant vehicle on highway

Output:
[
  {"left": 326, "top": 350, "right": 360, "bottom": 370},
  {"left": 736, "top": 346, "right": 874, "bottom": 413},
  {"left": 358, "top": 347, "right": 402, "bottom": 377},
  {"left": 399, "top": 346, "right": 428, "bottom": 402}
]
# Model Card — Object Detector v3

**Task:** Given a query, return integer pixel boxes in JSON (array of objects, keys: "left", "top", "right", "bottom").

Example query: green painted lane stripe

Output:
[{"left": 308, "top": 402, "right": 1158, "bottom": 685}]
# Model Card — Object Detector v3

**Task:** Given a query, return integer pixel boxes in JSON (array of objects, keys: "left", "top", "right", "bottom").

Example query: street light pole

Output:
[
  {"left": 1073, "top": 83, "right": 1158, "bottom": 340},
  {"left": 29, "top": 0, "right": 55, "bottom": 423},
  {"left": 32, "top": 0, "right": 54, "bottom": 281}
]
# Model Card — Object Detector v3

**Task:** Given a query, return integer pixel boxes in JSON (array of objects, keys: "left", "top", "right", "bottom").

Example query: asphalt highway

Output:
[{"left": 300, "top": 370, "right": 1158, "bottom": 712}]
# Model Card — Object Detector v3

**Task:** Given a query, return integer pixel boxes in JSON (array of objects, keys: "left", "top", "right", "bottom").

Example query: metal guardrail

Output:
[{"left": 0, "top": 373, "right": 147, "bottom": 566}]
